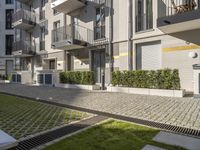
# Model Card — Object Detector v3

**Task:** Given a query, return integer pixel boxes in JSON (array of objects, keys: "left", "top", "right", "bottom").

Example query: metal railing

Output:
[
  {"left": 158, "top": 0, "right": 200, "bottom": 18},
  {"left": 51, "top": 0, "right": 86, "bottom": 3},
  {"left": 12, "top": 9, "right": 36, "bottom": 24},
  {"left": 52, "top": 24, "right": 94, "bottom": 45},
  {"left": 16, "top": 0, "right": 32, "bottom": 4},
  {"left": 88, "top": 0, "right": 106, "bottom": 4},
  {"left": 135, "top": 13, "right": 153, "bottom": 32},
  {"left": 12, "top": 40, "right": 35, "bottom": 54}
]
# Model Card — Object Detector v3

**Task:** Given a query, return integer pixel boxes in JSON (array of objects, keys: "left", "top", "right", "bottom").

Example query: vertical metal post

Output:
[
  {"left": 128, "top": 0, "right": 133, "bottom": 70},
  {"left": 108, "top": 0, "right": 113, "bottom": 84}
]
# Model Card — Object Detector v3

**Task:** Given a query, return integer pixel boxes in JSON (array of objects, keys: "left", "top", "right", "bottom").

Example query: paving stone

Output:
[
  {"left": 142, "top": 145, "right": 166, "bottom": 150},
  {"left": 0, "top": 130, "right": 17, "bottom": 150},
  {"left": 153, "top": 131, "right": 200, "bottom": 150},
  {"left": 1, "top": 83, "right": 200, "bottom": 131}
]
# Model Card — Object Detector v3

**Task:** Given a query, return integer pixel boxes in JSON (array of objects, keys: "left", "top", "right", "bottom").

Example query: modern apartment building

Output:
[
  {"left": 12, "top": 0, "right": 200, "bottom": 92},
  {"left": 0, "top": 0, "right": 15, "bottom": 76}
]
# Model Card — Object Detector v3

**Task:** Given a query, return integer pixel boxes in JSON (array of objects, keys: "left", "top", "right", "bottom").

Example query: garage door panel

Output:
[{"left": 137, "top": 41, "right": 162, "bottom": 70}]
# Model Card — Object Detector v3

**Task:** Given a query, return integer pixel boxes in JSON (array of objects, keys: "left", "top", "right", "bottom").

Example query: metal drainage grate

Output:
[
  {"left": 16, "top": 116, "right": 107, "bottom": 150},
  {"left": 103, "top": 114, "right": 200, "bottom": 138}
]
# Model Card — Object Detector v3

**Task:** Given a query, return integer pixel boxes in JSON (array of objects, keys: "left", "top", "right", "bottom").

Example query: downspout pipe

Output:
[
  {"left": 64, "top": 13, "right": 67, "bottom": 72},
  {"left": 108, "top": 0, "right": 113, "bottom": 84},
  {"left": 128, "top": 0, "right": 133, "bottom": 70}
]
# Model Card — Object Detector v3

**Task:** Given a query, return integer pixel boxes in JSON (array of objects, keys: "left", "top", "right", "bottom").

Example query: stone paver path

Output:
[
  {"left": 142, "top": 145, "right": 166, "bottom": 150},
  {"left": 153, "top": 131, "right": 200, "bottom": 150},
  {"left": 0, "top": 83, "right": 200, "bottom": 131}
]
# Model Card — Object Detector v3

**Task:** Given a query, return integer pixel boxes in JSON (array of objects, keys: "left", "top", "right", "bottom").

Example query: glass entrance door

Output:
[{"left": 92, "top": 50, "right": 105, "bottom": 84}]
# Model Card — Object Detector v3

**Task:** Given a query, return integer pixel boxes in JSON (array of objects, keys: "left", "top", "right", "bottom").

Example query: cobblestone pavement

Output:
[{"left": 0, "top": 83, "right": 200, "bottom": 130}]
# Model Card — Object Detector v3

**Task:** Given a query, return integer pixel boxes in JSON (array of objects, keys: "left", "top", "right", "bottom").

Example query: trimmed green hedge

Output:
[
  {"left": 60, "top": 71, "right": 95, "bottom": 85},
  {"left": 112, "top": 69, "right": 181, "bottom": 90},
  {"left": 0, "top": 74, "right": 9, "bottom": 80}
]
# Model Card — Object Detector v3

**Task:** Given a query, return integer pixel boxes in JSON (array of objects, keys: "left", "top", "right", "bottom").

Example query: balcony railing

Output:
[
  {"left": 158, "top": 0, "right": 200, "bottom": 18},
  {"left": 52, "top": 24, "right": 94, "bottom": 45},
  {"left": 12, "top": 9, "right": 36, "bottom": 25},
  {"left": 135, "top": 13, "right": 153, "bottom": 32},
  {"left": 12, "top": 40, "right": 35, "bottom": 55},
  {"left": 16, "top": 0, "right": 32, "bottom": 4}
]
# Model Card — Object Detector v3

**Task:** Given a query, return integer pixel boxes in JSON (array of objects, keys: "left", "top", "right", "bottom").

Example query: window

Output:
[
  {"left": 40, "top": 0, "right": 45, "bottom": 20},
  {"left": 53, "top": 9, "right": 59, "bottom": 15},
  {"left": 6, "top": 9, "right": 14, "bottom": 29},
  {"left": 41, "top": 26, "right": 45, "bottom": 40},
  {"left": 198, "top": 0, "right": 200, "bottom": 8},
  {"left": 94, "top": 5, "right": 105, "bottom": 40},
  {"left": 6, "top": 0, "right": 14, "bottom": 4},
  {"left": 53, "top": 21, "right": 60, "bottom": 29},
  {"left": 53, "top": 21, "right": 60, "bottom": 42},
  {"left": 5, "top": 35, "right": 14, "bottom": 55},
  {"left": 135, "top": 0, "right": 153, "bottom": 32},
  {"left": 41, "top": 0, "right": 45, "bottom": 7},
  {"left": 40, "top": 26, "right": 45, "bottom": 50},
  {"left": 49, "top": 60, "right": 56, "bottom": 70},
  {"left": 40, "top": 9, "right": 45, "bottom": 20}
]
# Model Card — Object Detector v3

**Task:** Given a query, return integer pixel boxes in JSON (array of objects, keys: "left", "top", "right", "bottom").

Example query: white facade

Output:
[
  {"left": 12, "top": 0, "right": 200, "bottom": 92},
  {"left": 0, "top": 0, "right": 15, "bottom": 75}
]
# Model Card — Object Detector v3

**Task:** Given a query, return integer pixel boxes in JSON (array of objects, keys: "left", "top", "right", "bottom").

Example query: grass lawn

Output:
[
  {"left": 0, "top": 94, "right": 90, "bottom": 139},
  {"left": 44, "top": 120, "right": 186, "bottom": 150}
]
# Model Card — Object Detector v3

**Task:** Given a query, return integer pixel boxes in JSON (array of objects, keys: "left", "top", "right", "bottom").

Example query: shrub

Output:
[
  {"left": 112, "top": 69, "right": 181, "bottom": 90},
  {"left": 60, "top": 71, "right": 95, "bottom": 85},
  {"left": 1, "top": 75, "right": 8, "bottom": 80}
]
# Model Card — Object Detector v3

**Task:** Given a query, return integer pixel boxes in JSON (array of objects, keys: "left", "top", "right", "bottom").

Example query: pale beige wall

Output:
[
  {"left": 131, "top": 0, "right": 200, "bottom": 91},
  {"left": 162, "top": 35, "right": 200, "bottom": 91},
  {"left": 113, "top": 41, "right": 129, "bottom": 71},
  {"left": 113, "top": 0, "right": 129, "bottom": 43}
]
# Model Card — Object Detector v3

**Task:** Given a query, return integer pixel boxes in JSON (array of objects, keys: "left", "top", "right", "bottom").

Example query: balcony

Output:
[
  {"left": 52, "top": 24, "right": 93, "bottom": 50},
  {"left": 51, "top": 0, "right": 86, "bottom": 14},
  {"left": 157, "top": 0, "right": 200, "bottom": 34},
  {"left": 12, "top": 41, "right": 35, "bottom": 57},
  {"left": 16, "top": 0, "right": 33, "bottom": 4},
  {"left": 12, "top": 9, "right": 36, "bottom": 30}
]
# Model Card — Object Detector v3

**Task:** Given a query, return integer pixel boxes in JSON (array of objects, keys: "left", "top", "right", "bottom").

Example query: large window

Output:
[
  {"left": 40, "top": 26, "right": 45, "bottom": 51},
  {"left": 94, "top": 5, "right": 105, "bottom": 40},
  {"left": 5, "top": 35, "right": 14, "bottom": 55},
  {"left": 198, "top": 0, "right": 200, "bottom": 8},
  {"left": 135, "top": 0, "right": 153, "bottom": 32},
  {"left": 6, "top": 0, "right": 14, "bottom": 4},
  {"left": 53, "top": 21, "right": 60, "bottom": 42},
  {"left": 40, "top": 0, "right": 46, "bottom": 20},
  {"left": 41, "top": 0, "right": 45, "bottom": 7},
  {"left": 6, "top": 9, "right": 14, "bottom": 29},
  {"left": 53, "top": 21, "right": 60, "bottom": 29},
  {"left": 49, "top": 60, "right": 56, "bottom": 70}
]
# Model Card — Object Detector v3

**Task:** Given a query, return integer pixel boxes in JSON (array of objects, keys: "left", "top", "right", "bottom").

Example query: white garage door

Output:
[{"left": 137, "top": 41, "right": 162, "bottom": 70}]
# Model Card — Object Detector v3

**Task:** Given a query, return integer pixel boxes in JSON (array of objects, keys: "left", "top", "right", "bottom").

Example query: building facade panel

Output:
[
  {"left": 0, "top": 0, "right": 15, "bottom": 75},
  {"left": 11, "top": 0, "right": 200, "bottom": 92}
]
